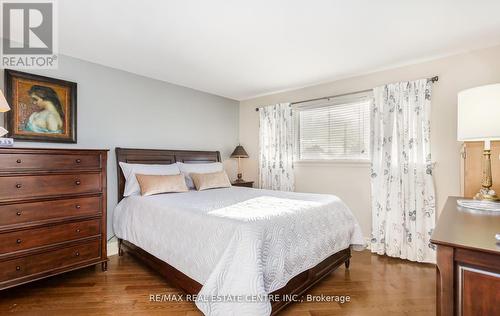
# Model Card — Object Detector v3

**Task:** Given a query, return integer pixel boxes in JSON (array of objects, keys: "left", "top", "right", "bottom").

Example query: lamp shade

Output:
[
  {"left": 0, "top": 90, "right": 10, "bottom": 113},
  {"left": 230, "top": 145, "right": 249, "bottom": 158},
  {"left": 457, "top": 83, "right": 500, "bottom": 141}
]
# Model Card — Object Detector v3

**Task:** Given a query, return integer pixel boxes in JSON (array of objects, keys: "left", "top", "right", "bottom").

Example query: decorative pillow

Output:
[
  {"left": 190, "top": 171, "right": 231, "bottom": 191},
  {"left": 135, "top": 174, "right": 188, "bottom": 196},
  {"left": 119, "top": 162, "right": 181, "bottom": 196},
  {"left": 177, "top": 162, "right": 224, "bottom": 189}
]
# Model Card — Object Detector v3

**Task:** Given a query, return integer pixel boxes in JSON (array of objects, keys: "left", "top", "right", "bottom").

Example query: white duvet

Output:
[{"left": 113, "top": 186, "right": 364, "bottom": 316}]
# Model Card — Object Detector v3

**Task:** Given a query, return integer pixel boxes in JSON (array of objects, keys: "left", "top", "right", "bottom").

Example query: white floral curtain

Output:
[
  {"left": 259, "top": 103, "right": 295, "bottom": 191},
  {"left": 370, "top": 79, "right": 436, "bottom": 263}
]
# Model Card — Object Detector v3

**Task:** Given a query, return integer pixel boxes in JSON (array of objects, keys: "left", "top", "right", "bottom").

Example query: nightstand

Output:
[
  {"left": 231, "top": 181, "right": 254, "bottom": 188},
  {"left": 431, "top": 197, "right": 500, "bottom": 316}
]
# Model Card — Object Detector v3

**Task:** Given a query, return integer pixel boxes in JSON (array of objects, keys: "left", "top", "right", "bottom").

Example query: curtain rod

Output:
[{"left": 255, "top": 76, "right": 439, "bottom": 111}]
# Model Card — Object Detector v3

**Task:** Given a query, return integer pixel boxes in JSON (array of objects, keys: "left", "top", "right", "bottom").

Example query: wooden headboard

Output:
[{"left": 115, "top": 147, "right": 221, "bottom": 202}]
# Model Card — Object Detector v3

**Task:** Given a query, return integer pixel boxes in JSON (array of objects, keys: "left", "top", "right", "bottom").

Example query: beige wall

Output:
[{"left": 239, "top": 44, "right": 500, "bottom": 237}]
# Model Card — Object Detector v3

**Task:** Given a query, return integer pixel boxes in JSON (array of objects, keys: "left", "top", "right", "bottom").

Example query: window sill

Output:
[{"left": 295, "top": 159, "right": 371, "bottom": 167}]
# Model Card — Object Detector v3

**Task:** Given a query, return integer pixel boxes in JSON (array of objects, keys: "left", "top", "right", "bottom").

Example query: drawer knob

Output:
[
  {"left": 16, "top": 239, "right": 22, "bottom": 244},
  {"left": 16, "top": 159, "right": 22, "bottom": 164},
  {"left": 76, "top": 228, "right": 81, "bottom": 233},
  {"left": 75, "top": 180, "right": 81, "bottom": 185},
  {"left": 75, "top": 251, "right": 80, "bottom": 257},
  {"left": 75, "top": 159, "right": 81, "bottom": 164},
  {"left": 15, "top": 184, "right": 22, "bottom": 189},
  {"left": 16, "top": 211, "right": 21, "bottom": 216},
  {"left": 75, "top": 204, "right": 81, "bottom": 209},
  {"left": 16, "top": 266, "right": 21, "bottom": 271}
]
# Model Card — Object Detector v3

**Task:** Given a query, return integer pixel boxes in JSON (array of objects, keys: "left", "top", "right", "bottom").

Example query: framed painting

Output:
[{"left": 4, "top": 69, "right": 77, "bottom": 143}]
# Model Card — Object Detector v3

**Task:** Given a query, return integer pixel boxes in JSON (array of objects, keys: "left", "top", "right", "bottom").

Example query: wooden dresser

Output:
[
  {"left": 431, "top": 197, "right": 500, "bottom": 316},
  {"left": 0, "top": 148, "right": 108, "bottom": 290}
]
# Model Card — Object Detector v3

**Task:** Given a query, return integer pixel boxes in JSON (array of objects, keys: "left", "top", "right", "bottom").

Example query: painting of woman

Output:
[
  {"left": 24, "top": 85, "right": 64, "bottom": 134},
  {"left": 5, "top": 70, "right": 77, "bottom": 143}
]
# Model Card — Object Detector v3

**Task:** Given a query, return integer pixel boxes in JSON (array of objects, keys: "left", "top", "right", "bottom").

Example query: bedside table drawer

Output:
[
  {"left": 0, "top": 174, "right": 102, "bottom": 201},
  {"left": 0, "top": 219, "right": 100, "bottom": 255},
  {"left": 0, "top": 153, "right": 101, "bottom": 172},
  {"left": 0, "top": 196, "right": 101, "bottom": 227},
  {"left": 0, "top": 239, "right": 100, "bottom": 283}
]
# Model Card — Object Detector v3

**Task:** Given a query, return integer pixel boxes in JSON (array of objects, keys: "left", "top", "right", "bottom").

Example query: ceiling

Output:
[{"left": 56, "top": 0, "right": 500, "bottom": 100}]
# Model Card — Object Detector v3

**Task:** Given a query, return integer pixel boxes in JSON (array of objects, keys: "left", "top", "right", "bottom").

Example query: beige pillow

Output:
[
  {"left": 190, "top": 171, "right": 231, "bottom": 191},
  {"left": 135, "top": 174, "right": 188, "bottom": 196}
]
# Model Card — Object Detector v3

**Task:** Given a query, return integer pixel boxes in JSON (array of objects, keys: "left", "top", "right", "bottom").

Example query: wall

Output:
[
  {"left": 239, "top": 44, "right": 500, "bottom": 237},
  {"left": 0, "top": 55, "right": 239, "bottom": 238}
]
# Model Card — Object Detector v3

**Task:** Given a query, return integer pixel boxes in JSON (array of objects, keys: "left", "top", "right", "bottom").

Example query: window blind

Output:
[{"left": 297, "top": 94, "right": 371, "bottom": 160}]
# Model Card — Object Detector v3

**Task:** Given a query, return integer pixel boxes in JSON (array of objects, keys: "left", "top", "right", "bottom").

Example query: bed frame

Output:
[{"left": 115, "top": 147, "right": 351, "bottom": 315}]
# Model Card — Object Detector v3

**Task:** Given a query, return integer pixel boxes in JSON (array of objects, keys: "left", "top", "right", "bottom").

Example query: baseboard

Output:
[{"left": 107, "top": 237, "right": 119, "bottom": 256}]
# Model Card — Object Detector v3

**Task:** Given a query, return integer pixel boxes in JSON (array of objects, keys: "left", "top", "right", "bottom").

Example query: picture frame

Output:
[{"left": 4, "top": 69, "right": 77, "bottom": 143}]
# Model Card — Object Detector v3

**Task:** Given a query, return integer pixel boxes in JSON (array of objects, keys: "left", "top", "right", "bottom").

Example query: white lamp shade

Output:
[
  {"left": 0, "top": 126, "right": 7, "bottom": 137},
  {"left": 0, "top": 90, "right": 10, "bottom": 112},
  {"left": 457, "top": 83, "right": 500, "bottom": 141}
]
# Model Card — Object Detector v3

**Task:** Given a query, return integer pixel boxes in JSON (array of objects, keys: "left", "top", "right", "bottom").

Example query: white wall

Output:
[
  {"left": 239, "top": 44, "right": 500, "bottom": 237},
  {"left": 0, "top": 55, "right": 239, "bottom": 238}
]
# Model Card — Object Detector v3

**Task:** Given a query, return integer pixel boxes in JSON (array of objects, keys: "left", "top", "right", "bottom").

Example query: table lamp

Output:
[
  {"left": 230, "top": 145, "right": 249, "bottom": 183},
  {"left": 0, "top": 90, "right": 11, "bottom": 138},
  {"left": 458, "top": 83, "right": 500, "bottom": 201}
]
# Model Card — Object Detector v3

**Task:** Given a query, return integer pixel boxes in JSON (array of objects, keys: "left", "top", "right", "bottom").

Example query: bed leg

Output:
[
  {"left": 345, "top": 259, "right": 350, "bottom": 269},
  {"left": 101, "top": 261, "right": 108, "bottom": 271},
  {"left": 118, "top": 239, "right": 124, "bottom": 256}
]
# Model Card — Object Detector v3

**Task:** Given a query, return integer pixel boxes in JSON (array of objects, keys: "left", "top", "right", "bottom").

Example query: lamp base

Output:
[
  {"left": 234, "top": 173, "right": 245, "bottom": 183},
  {"left": 474, "top": 188, "right": 500, "bottom": 202}
]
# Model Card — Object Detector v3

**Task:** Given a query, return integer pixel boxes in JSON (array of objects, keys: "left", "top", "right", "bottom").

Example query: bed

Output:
[{"left": 114, "top": 147, "right": 364, "bottom": 315}]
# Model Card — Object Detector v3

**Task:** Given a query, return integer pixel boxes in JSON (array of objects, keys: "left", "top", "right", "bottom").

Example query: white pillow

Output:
[
  {"left": 176, "top": 162, "right": 224, "bottom": 189},
  {"left": 119, "top": 162, "right": 181, "bottom": 196}
]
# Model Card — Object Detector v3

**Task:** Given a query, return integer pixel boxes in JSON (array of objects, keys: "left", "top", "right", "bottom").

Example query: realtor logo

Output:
[{"left": 1, "top": 0, "right": 58, "bottom": 69}]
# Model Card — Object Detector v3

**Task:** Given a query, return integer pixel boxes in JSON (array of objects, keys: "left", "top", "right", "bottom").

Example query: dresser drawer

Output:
[
  {"left": 0, "top": 153, "right": 101, "bottom": 171},
  {"left": 459, "top": 265, "right": 500, "bottom": 316},
  {"left": 0, "top": 239, "right": 100, "bottom": 283},
  {"left": 0, "top": 196, "right": 101, "bottom": 227},
  {"left": 0, "top": 219, "right": 100, "bottom": 254},
  {"left": 0, "top": 173, "right": 102, "bottom": 201}
]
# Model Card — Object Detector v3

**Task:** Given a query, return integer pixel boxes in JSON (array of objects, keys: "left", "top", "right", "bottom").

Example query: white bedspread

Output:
[{"left": 113, "top": 187, "right": 364, "bottom": 316}]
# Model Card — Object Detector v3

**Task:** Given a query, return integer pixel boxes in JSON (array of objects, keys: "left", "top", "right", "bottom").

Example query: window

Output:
[{"left": 296, "top": 92, "right": 371, "bottom": 161}]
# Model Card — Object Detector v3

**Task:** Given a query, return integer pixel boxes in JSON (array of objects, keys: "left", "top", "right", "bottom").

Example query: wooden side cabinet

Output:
[{"left": 431, "top": 197, "right": 500, "bottom": 316}]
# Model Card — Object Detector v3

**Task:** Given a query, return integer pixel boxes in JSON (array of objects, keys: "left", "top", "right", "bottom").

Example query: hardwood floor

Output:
[{"left": 0, "top": 250, "right": 436, "bottom": 315}]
